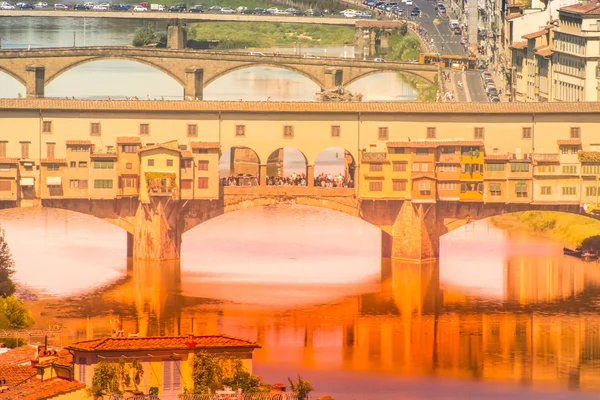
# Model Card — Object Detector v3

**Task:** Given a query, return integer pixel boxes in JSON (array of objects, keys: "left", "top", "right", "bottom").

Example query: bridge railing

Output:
[{"left": 223, "top": 186, "right": 355, "bottom": 197}]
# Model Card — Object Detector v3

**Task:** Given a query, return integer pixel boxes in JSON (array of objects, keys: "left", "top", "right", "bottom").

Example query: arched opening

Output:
[
  {"left": 314, "top": 147, "right": 356, "bottom": 188},
  {"left": 0, "top": 71, "right": 26, "bottom": 98},
  {"left": 219, "top": 146, "right": 260, "bottom": 187},
  {"left": 346, "top": 72, "right": 418, "bottom": 101},
  {"left": 265, "top": 147, "right": 307, "bottom": 186},
  {"left": 45, "top": 60, "right": 183, "bottom": 100},
  {"left": 204, "top": 66, "right": 320, "bottom": 101}
]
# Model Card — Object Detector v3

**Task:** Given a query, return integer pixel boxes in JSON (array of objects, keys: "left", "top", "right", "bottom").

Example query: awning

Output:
[
  {"left": 19, "top": 178, "right": 34, "bottom": 186},
  {"left": 46, "top": 176, "right": 62, "bottom": 186}
]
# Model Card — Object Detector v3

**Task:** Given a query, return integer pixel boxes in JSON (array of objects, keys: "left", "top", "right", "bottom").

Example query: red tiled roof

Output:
[
  {"left": 535, "top": 47, "right": 554, "bottom": 57},
  {"left": 67, "top": 335, "right": 259, "bottom": 352},
  {"left": 90, "top": 153, "right": 118, "bottom": 158},
  {"left": 522, "top": 29, "right": 548, "bottom": 40},
  {"left": 0, "top": 364, "right": 36, "bottom": 386},
  {"left": 139, "top": 142, "right": 182, "bottom": 153},
  {"left": 511, "top": 41, "right": 528, "bottom": 49},
  {"left": 37, "top": 350, "right": 72, "bottom": 367},
  {"left": 40, "top": 158, "right": 67, "bottom": 164},
  {"left": 387, "top": 140, "right": 484, "bottom": 148},
  {"left": 0, "top": 158, "right": 18, "bottom": 164},
  {"left": 561, "top": 1, "right": 600, "bottom": 15},
  {"left": 190, "top": 142, "right": 220, "bottom": 149},
  {"left": 558, "top": 139, "right": 582, "bottom": 146},
  {"left": 0, "top": 346, "right": 36, "bottom": 366},
  {"left": 116, "top": 137, "right": 142, "bottom": 144},
  {"left": 65, "top": 140, "right": 91, "bottom": 145},
  {"left": 484, "top": 154, "right": 510, "bottom": 161},
  {"left": 0, "top": 375, "right": 86, "bottom": 400},
  {"left": 181, "top": 150, "right": 194, "bottom": 159}
]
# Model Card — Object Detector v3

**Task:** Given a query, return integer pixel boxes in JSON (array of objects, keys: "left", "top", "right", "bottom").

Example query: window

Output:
[
  {"left": 537, "top": 165, "right": 556, "bottom": 173},
  {"left": 390, "top": 147, "right": 404, "bottom": 154},
  {"left": 441, "top": 146, "right": 455, "bottom": 154},
  {"left": 90, "top": 122, "right": 101, "bottom": 136},
  {"left": 46, "top": 143, "right": 55, "bottom": 159},
  {"left": 562, "top": 165, "right": 577, "bottom": 174},
  {"left": 126, "top": 163, "right": 132, "bottom": 169},
  {"left": 412, "top": 163, "right": 420, "bottom": 172},
  {"left": 439, "top": 182, "right": 457, "bottom": 190},
  {"left": 78, "top": 357, "right": 86, "bottom": 383},
  {"left": 541, "top": 186, "right": 552, "bottom": 195},
  {"left": 570, "top": 127, "right": 581, "bottom": 138},
  {"left": 70, "top": 145, "right": 89, "bottom": 152},
  {"left": 439, "top": 164, "right": 457, "bottom": 172},
  {"left": 93, "top": 160, "right": 114, "bottom": 169},
  {"left": 421, "top": 163, "right": 429, "bottom": 172},
  {"left": 148, "top": 159, "right": 155, "bottom": 167},
  {"left": 586, "top": 187, "right": 597, "bottom": 196},
  {"left": 187, "top": 124, "right": 198, "bottom": 137},
  {"left": 416, "top": 148, "right": 429, "bottom": 156},
  {"left": 562, "top": 186, "right": 577, "bottom": 195},
  {"left": 42, "top": 121, "right": 52, "bottom": 134},
  {"left": 235, "top": 125, "right": 246, "bottom": 137},
  {"left": 70, "top": 161, "right": 76, "bottom": 168},
  {"left": 489, "top": 183, "right": 501, "bottom": 196},
  {"left": 182, "top": 159, "right": 192, "bottom": 169},
  {"left": 331, "top": 125, "right": 341, "bottom": 138},
  {"left": 426, "top": 127, "right": 436, "bottom": 139},
  {"left": 178, "top": 145, "right": 187, "bottom": 151},
  {"left": 162, "top": 359, "right": 182, "bottom": 392},
  {"left": 515, "top": 181, "right": 528, "bottom": 197},
  {"left": 561, "top": 146, "right": 569, "bottom": 154},
  {"left": 461, "top": 164, "right": 482, "bottom": 174},
  {"left": 486, "top": 163, "right": 505, "bottom": 171},
  {"left": 0, "top": 142, "right": 5, "bottom": 158},
  {"left": 474, "top": 127, "right": 484, "bottom": 139},
  {"left": 94, "top": 179, "right": 113, "bottom": 189},
  {"left": 369, "top": 181, "right": 382, "bottom": 191},
  {"left": 120, "top": 177, "right": 137, "bottom": 189},
  {"left": 139, "top": 123, "right": 150, "bottom": 136},
  {"left": 79, "top": 161, "right": 87, "bottom": 168},
  {"left": 419, "top": 182, "right": 431, "bottom": 193},
  {"left": 193, "top": 148, "right": 209, "bottom": 154},
  {"left": 393, "top": 162, "right": 407, "bottom": 171},
  {"left": 378, "top": 127, "right": 389, "bottom": 140},
  {"left": 198, "top": 160, "right": 209, "bottom": 171},
  {"left": 70, "top": 179, "right": 88, "bottom": 189},
  {"left": 511, "top": 162, "right": 530, "bottom": 172},
  {"left": 46, "top": 164, "right": 60, "bottom": 171},
  {"left": 197, "top": 177, "right": 209, "bottom": 189},
  {"left": 20, "top": 142, "right": 29, "bottom": 159},
  {"left": 522, "top": 127, "right": 532, "bottom": 139},
  {"left": 181, "top": 179, "right": 192, "bottom": 190},
  {"left": 283, "top": 125, "right": 294, "bottom": 138},
  {"left": 392, "top": 181, "right": 406, "bottom": 191},
  {"left": 0, "top": 180, "right": 10, "bottom": 191},
  {"left": 122, "top": 145, "right": 137, "bottom": 153},
  {"left": 369, "top": 163, "right": 383, "bottom": 172},
  {"left": 166, "top": 159, "right": 173, "bottom": 167},
  {"left": 583, "top": 165, "right": 600, "bottom": 174}
]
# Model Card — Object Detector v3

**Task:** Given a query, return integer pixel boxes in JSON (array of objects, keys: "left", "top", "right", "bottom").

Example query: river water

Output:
[
  {"left": 0, "top": 17, "right": 418, "bottom": 101},
  {"left": 1, "top": 204, "right": 600, "bottom": 400}
]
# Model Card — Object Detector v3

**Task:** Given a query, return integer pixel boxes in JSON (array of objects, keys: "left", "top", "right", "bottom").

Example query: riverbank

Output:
[
  {"left": 188, "top": 22, "right": 355, "bottom": 49},
  {"left": 491, "top": 211, "right": 600, "bottom": 250}
]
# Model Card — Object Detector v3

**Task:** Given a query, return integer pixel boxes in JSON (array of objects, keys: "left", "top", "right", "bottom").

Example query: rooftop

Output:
[
  {"left": 1, "top": 99, "right": 600, "bottom": 115},
  {"left": 361, "top": 152, "right": 387, "bottom": 163},
  {"left": 557, "top": 139, "right": 582, "bottom": 146},
  {"left": 190, "top": 141, "right": 221, "bottom": 149},
  {"left": 67, "top": 334, "right": 260, "bottom": 352},
  {"left": 116, "top": 136, "right": 142, "bottom": 144},
  {"left": 65, "top": 140, "right": 92, "bottom": 146},
  {"left": 387, "top": 140, "right": 484, "bottom": 148},
  {"left": 0, "top": 346, "right": 36, "bottom": 366},
  {"left": 0, "top": 158, "right": 18, "bottom": 165},
  {"left": 484, "top": 154, "right": 510, "bottom": 161},
  {"left": 561, "top": 0, "right": 600, "bottom": 15},
  {"left": 0, "top": 366, "right": 85, "bottom": 400},
  {"left": 522, "top": 29, "right": 548, "bottom": 39},
  {"left": 511, "top": 41, "right": 528, "bottom": 50}
]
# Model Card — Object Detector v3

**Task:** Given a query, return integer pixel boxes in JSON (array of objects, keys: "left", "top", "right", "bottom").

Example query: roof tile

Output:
[
  {"left": 511, "top": 41, "right": 528, "bottom": 49},
  {"left": 181, "top": 150, "right": 194, "bottom": 159},
  {"left": 90, "top": 153, "right": 118, "bottom": 158},
  {"left": 0, "top": 158, "right": 18, "bottom": 164},
  {"left": 190, "top": 142, "right": 220, "bottom": 149},
  {"left": 0, "top": 347, "right": 36, "bottom": 366},
  {"left": 557, "top": 139, "right": 582, "bottom": 145},
  {"left": 40, "top": 159, "right": 67, "bottom": 164},
  {"left": 561, "top": 1, "right": 600, "bottom": 15},
  {"left": 67, "top": 335, "right": 259, "bottom": 352},
  {"left": 387, "top": 140, "right": 484, "bottom": 148},
  {"left": 361, "top": 152, "right": 387, "bottom": 162},
  {"left": 484, "top": 154, "right": 510, "bottom": 161},
  {"left": 116, "top": 137, "right": 142, "bottom": 144},
  {"left": 522, "top": 29, "right": 548, "bottom": 40},
  {"left": 65, "top": 140, "right": 92, "bottom": 145}
]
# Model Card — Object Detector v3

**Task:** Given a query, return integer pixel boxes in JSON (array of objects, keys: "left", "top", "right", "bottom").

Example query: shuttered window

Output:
[
  {"left": 163, "top": 359, "right": 172, "bottom": 391},
  {"left": 78, "top": 357, "right": 86, "bottom": 383}
]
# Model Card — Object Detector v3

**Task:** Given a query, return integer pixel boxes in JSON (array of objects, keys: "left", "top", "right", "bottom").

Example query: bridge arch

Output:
[
  {"left": 219, "top": 146, "right": 261, "bottom": 186},
  {"left": 45, "top": 57, "right": 185, "bottom": 88},
  {"left": 265, "top": 147, "right": 308, "bottom": 184},
  {"left": 314, "top": 147, "right": 357, "bottom": 187},
  {"left": 344, "top": 69, "right": 436, "bottom": 87},
  {"left": 204, "top": 63, "right": 325, "bottom": 90},
  {"left": 0, "top": 67, "right": 26, "bottom": 87}
]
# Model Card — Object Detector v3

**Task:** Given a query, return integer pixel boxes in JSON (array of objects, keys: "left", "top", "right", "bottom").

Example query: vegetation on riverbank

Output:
[
  {"left": 187, "top": 22, "right": 355, "bottom": 49},
  {"left": 160, "top": 0, "right": 346, "bottom": 12},
  {"left": 388, "top": 30, "right": 421, "bottom": 62},
  {"left": 491, "top": 211, "right": 600, "bottom": 250}
]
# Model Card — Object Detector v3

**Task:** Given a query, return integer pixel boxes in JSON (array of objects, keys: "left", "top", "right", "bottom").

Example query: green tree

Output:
[
  {"left": 89, "top": 358, "right": 145, "bottom": 396},
  {"left": 192, "top": 352, "right": 265, "bottom": 394},
  {"left": 288, "top": 375, "right": 314, "bottom": 400},
  {"left": 399, "top": 23, "right": 408, "bottom": 36},
  {"left": 0, "top": 296, "right": 33, "bottom": 329},
  {"left": 132, "top": 25, "right": 158, "bottom": 47},
  {"left": 0, "top": 227, "right": 16, "bottom": 298}
]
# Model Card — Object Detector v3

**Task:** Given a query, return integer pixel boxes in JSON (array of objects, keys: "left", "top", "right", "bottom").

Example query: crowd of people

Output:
[{"left": 220, "top": 172, "right": 354, "bottom": 188}]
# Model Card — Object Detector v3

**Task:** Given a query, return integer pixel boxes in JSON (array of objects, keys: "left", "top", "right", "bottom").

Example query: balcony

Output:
[
  {"left": 509, "top": 153, "right": 532, "bottom": 161},
  {"left": 145, "top": 172, "right": 177, "bottom": 197},
  {"left": 533, "top": 153, "right": 559, "bottom": 163},
  {"left": 438, "top": 154, "right": 461, "bottom": 164}
]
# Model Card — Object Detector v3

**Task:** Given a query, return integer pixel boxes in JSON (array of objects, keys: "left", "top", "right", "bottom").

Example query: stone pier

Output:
[{"left": 133, "top": 197, "right": 183, "bottom": 261}]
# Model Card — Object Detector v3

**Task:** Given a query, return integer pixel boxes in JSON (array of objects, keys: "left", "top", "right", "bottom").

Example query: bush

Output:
[
  {"left": 399, "top": 23, "right": 408, "bottom": 36},
  {"left": 132, "top": 25, "right": 158, "bottom": 47},
  {"left": 0, "top": 227, "right": 16, "bottom": 298}
]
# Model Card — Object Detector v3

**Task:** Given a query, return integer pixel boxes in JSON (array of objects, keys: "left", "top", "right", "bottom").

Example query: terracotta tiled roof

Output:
[
  {"left": 0, "top": 364, "right": 36, "bottom": 385},
  {"left": 535, "top": 47, "right": 554, "bottom": 57},
  {"left": 561, "top": 1, "right": 600, "bottom": 15},
  {"left": 0, "top": 374, "right": 86, "bottom": 400},
  {"left": 579, "top": 151, "right": 600, "bottom": 162},
  {"left": 511, "top": 41, "right": 528, "bottom": 50},
  {"left": 0, "top": 158, "right": 18, "bottom": 164},
  {"left": 116, "top": 137, "right": 142, "bottom": 144},
  {"left": 2, "top": 99, "right": 600, "bottom": 115},
  {"left": 181, "top": 150, "right": 194, "bottom": 159},
  {"left": 361, "top": 152, "right": 387, "bottom": 163},
  {"left": 36, "top": 350, "right": 72, "bottom": 367},
  {"left": 533, "top": 153, "right": 560, "bottom": 163},
  {"left": 40, "top": 158, "right": 67, "bottom": 164},
  {"left": 65, "top": 140, "right": 92, "bottom": 146},
  {"left": 558, "top": 139, "right": 582, "bottom": 146},
  {"left": 140, "top": 142, "right": 182, "bottom": 153},
  {"left": 0, "top": 346, "right": 36, "bottom": 366},
  {"left": 506, "top": 12, "right": 522, "bottom": 20},
  {"left": 67, "top": 335, "right": 260, "bottom": 352},
  {"left": 522, "top": 29, "right": 548, "bottom": 40},
  {"left": 90, "top": 153, "right": 118, "bottom": 158},
  {"left": 387, "top": 140, "right": 484, "bottom": 148},
  {"left": 484, "top": 154, "right": 510, "bottom": 161},
  {"left": 190, "top": 142, "right": 220, "bottom": 149}
]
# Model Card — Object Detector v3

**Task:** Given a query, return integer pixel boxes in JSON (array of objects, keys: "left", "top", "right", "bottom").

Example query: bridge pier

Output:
[
  {"left": 324, "top": 68, "right": 343, "bottom": 90},
  {"left": 184, "top": 67, "right": 204, "bottom": 100},
  {"left": 167, "top": 24, "right": 187, "bottom": 50},
  {"left": 127, "top": 232, "right": 134, "bottom": 258},
  {"left": 307, "top": 165, "right": 314, "bottom": 187},
  {"left": 25, "top": 64, "right": 45, "bottom": 98},
  {"left": 259, "top": 164, "right": 267, "bottom": 186},
  {"left": 133, "top": 198, "right": 182, "bottom": 261}
]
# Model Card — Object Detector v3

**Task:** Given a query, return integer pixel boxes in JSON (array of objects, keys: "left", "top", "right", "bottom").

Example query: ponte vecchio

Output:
[{"left": 0, "top": 99, "right": 598, "bottom": 261}]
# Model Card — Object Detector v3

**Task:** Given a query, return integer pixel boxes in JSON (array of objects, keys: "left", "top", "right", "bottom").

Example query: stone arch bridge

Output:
[
  {"left": 14, "top": 189, "right": 586, "bottom": 262},
  {"left": 0, "top": 47, "right": 439, "bottom": 98}
]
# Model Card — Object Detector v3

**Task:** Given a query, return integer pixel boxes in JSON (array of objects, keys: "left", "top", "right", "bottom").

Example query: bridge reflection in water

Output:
[{"left": 30, "top": 254, "right": 600, "bottom": 393}]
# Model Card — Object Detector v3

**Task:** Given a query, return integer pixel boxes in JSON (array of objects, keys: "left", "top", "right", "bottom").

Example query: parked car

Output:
[
  {"left": 207, "top": 5, "right": 220, "bottom": 11},
  {"left": 303, "top": 54, "right": 320, "bottom": 59},
  {"left": 112, "top": 4, "right": 128, "bottom": 10},
  {"left": 189, "top": 4, "right": 203, "bottom": 12},
  {"left": 168, "top": 3, "right": 185, "bottom": 11},
  {"left": 133, "top": 4, "right": 147, "bottom": 11},
  {"left": 0, "top": 2, "right": 15, "bottom": 9},
  {"left": 54, "top": 3, "right": 67, "bottom": 9},
  {"left": 252, "top": 7, "right": 264, "bottom": 13},
  {"left": 18, "top": 3, "right": 35, "bottom": 9},
  {"left": 265, "top": 7, "right": 277, "bottom": 13},
  {"left": 92, "top": 4, "right": 108, "bottom": 10},
  {"left": 248, "top": 52, "right": 266, "bottom": 56},
  {"left": 74, "top": 4, "right": 90, "bottom": 9},
  {"left": 489, "top": 96, "right": 500, "bottom": 102},
  {"left": 34, "top": 1, "right": 47, "bottom": 7},
  {"left": 219, "top": 6, "right": 234, "bottom": 13},
  {"left": 373, "top": 58, "right": 386, "bottom": 62}
]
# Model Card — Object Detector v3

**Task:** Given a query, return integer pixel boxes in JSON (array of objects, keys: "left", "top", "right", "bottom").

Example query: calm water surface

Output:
[
  {"left": 0, "top": 205, "right": 599, "bottom": 400},
  {"left": 0, "top": 17, "right": 418, "bottom": 101}
]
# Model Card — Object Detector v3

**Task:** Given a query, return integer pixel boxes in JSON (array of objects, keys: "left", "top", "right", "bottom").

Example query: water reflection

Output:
[{"left": 3, "top": 206, "right": 600, "bottom": 398}]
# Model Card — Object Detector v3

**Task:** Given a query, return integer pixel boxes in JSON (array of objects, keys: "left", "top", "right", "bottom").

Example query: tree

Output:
[
  {"left": 0, "top": 296, "right": 34, "bottom": 329},
  {"left": 132, "top": 25, "right": 158, "bottom": 47},
  {"left": 0, "top": 227, "right": 16, "bottom": 298},
  {"left": 288, "top": 375, "right": 314, "bottom": 400},
  {"left": 191, "top": 352, "right": 265, "bottom": 394},
  {"left": 399, "top": 23, "right": 408, "bottom": 36},
  {"left": 89, "top": 358, "right": 145, "bottom": 396}
]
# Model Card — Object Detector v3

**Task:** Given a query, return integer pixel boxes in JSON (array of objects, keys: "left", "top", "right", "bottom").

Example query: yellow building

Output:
[
  {"left": 459, "top": 142, "right": 484, "bottom": 201},
  {"left": 68, "top": 335, "right": 259, "bottom": 396},
  {"left": 139, "top": 141, "right": 183, "bottom": 203},
  {"left": 358, "top": 150, "right": 392, "bottom": 199},
  {"left": 0, "top": 157, "right": 18, "bottom": 201}
]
